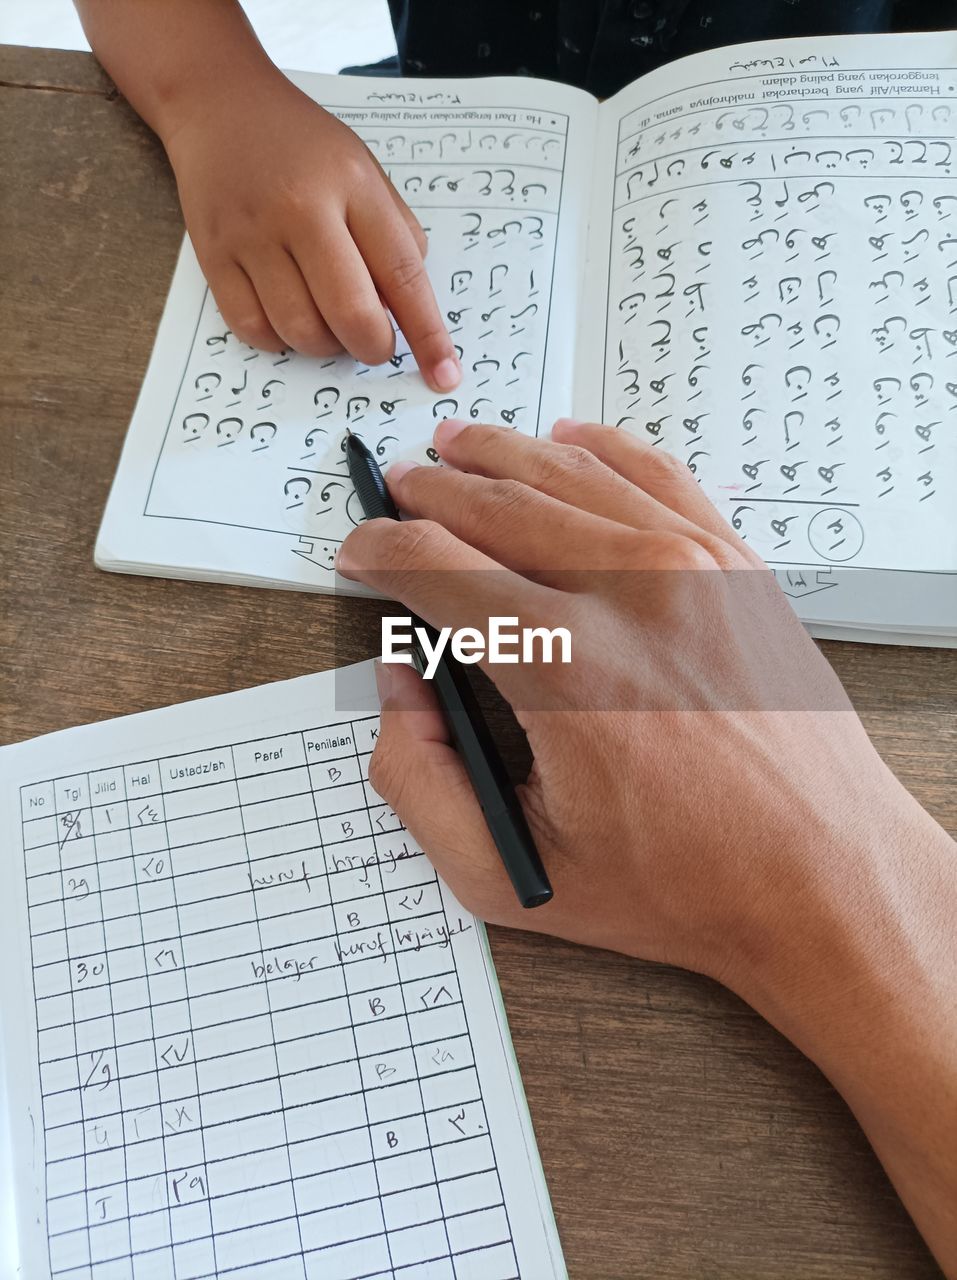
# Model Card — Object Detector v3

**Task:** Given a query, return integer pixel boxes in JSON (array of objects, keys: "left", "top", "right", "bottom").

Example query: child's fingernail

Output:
[
  {"left": 432, "top": 356, "right": 461, "bottom": 391},
  {"left": 334, "top": 542, "right": 352, "bottom": 572},
  {"left": 387, "top": 460, "right": 418, "bottom": 483},
  {"left": 433, "top": 417, "right": 467, "bottom": 448},
  {"left": 374, "top": 658, "right": 396, "bottom": 704},
  {"left": 553, "top": 417, "right": 584, "bottom": 437}
]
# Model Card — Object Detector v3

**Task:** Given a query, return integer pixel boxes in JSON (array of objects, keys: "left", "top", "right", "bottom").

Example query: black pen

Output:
[{"left": 344, "top": 430, "right": 553, "bottom": 909}]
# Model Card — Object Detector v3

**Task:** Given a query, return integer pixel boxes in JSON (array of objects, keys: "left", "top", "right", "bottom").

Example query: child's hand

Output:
[{"left": 165, "top": 74, "right": 461, "bottom": 392}]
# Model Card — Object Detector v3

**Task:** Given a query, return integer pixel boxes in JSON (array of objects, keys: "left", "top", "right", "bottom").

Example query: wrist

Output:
[{"left": 158, "top": 56, "right": 287, "bottom": 154}]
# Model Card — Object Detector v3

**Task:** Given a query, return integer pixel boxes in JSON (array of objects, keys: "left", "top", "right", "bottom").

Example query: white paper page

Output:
[
  {"left": 580, "top": 32, "right": 957, "bottom": 635},
  {"left": 96, "top": 73, "right": 595, "bottom": 594},
  {"left": 0, "top": 663, "right": 565, "bottom": 1280}
]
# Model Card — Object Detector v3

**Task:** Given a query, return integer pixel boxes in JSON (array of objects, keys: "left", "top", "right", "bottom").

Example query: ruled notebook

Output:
[
  {"left": 95, "top": 30, "right": 957, "bottom": 644},
  {"left": 0, "top": 662, "right": 565, "bottom": 1280}
]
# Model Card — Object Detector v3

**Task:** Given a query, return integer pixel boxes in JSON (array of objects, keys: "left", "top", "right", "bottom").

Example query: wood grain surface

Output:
[{"left": 2, "top": 46, "right": 954, "bottom": 1279}]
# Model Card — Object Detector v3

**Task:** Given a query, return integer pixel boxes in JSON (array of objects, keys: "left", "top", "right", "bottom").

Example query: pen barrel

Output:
[{"left": 420, "top": 627, "right": 553, "bottom": 910}]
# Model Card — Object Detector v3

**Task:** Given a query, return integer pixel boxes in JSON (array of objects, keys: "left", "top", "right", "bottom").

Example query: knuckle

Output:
[
  {"left": 278, "top": 315, "right": 325, "bottom": 353},
  {"left": 378, "top": 518, "right": 448, "bottom": 574},
  {"left": 367, "top": 741, "right": 398, "bottom": 804},
  {"left": 385, "top": 252, "right": 428, "bottom": 296},
  {"left": 652, "top": 447, "right": 694, "bottom": 488},
  {"left": 230, "top": 315, "right": 279, "bottom": 351},
  {"left": 532, "top": 445, "right": 595, "bottom": 490}
]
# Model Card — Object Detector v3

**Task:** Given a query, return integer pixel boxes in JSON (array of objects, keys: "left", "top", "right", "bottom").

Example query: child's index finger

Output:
[{"left": 349, "top": 191, "right": 461, "bottom": 394}]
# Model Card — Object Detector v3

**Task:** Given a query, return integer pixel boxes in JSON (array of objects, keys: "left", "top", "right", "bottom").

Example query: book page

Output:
[
  {"left": 0, "top": 663, "right": 565, "bottom": 1280},
  {"left": 580, "top": 32, "right": 957, "bottom": 633},
  {"left": 97, "top": 73, "right": 595, "bottom": 593}
]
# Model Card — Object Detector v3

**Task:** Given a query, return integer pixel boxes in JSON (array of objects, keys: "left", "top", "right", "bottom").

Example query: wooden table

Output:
[{"left": 2, "top": 46, "right": 954, "bottom": 1279}]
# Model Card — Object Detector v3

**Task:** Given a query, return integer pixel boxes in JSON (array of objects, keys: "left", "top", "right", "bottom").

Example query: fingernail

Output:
[
  {"left": 374, "top": 657, "right": 396, "bottom": 704},
  {"left": 387, "top": 460, "right": 419, "bottom": 484},
  {"left": 334, "top": 542, "right": 352, "bottom": 573},
  {"left": 553, "top": 417, "right": 584, "bottom": 437},
  {"left": 433, "top": 417, "right": 467, "bottom": 448},
  {"left": 432, "top": 355, "right": 461, "bottom": 392}
]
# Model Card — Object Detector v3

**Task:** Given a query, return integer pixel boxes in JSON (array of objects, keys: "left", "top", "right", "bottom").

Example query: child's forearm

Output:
[{"left": 74, "top": 0, "right": 283, "bottom": 144}]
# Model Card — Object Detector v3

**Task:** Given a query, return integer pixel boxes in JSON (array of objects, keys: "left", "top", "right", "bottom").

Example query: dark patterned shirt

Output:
[{"left": 386, "top": 0, "right": 950, "bottom": 96}]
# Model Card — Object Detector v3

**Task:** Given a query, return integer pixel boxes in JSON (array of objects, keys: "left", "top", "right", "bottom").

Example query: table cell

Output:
[
  {"left": 406, "top": 1002, "right": 466, "bottom": 1048},
  {"left": 55, "top": 776, "right": 90, "bottom": 812},
  {"left": 150, "top": 997, "right": 191, "bottom": 1039},
  {"left": 201, "top": 1077, "right": 283, "bottom": 1129},
  {"left": 236, "top": 748, "right": 308, "bottom": 798},
  {"left": 297, "top": 1163, "right": 379, "bottom": 1220},
  {"left": 319, "top": 808, "right": 373, "bottom": 849},
  {"left": 161, "top": 834, "right": 247, "bottom": 880},
  {"left": 162, "top": 779, "right": 239, "bottom": 822},
  {"left": 281, "top": 1057, "right": 362, "bottom": 1110},
  {"left": 288, "top": 1092, "right": 366, "bottom": 1145},
  {"left": 161, "top": 749, "right": 235, "bottom": 793},
  {"left": 390, "top": 1218, "right": 449, "bottom": 1269},
  {"left": 449, "top": 1239, "right": 517, "bottom": 1280},
  {"left": 289, "top": 1127, "right": 372, "bottom": 1181},
  {"left": 342, "top": 955, "right": 399, "bottom": 1001},
  {"left": 431, "top": 1135, "right": 494, "bottom": 1185},
  {"left": 21, "top": 778, "right": 55, "bottom": 817},
  {"left": 165, "top": 807, "right": 244, "bottom": 853},
  {"left": 397, "top": 941, "right": 462, "bottom": 987},
  {"left": 195, "top": 1043, "right": 275, "bottom": 1096},
  {"left": 124, "top": 762, "right": 162, "bottom": 800},
  {"left": 123, "top": 1106, "right": 164, "bottom": 1150},
  {"left": 334, "top": 894, "right": 389, "bottom": 937},
  {"left": 303, "top": 727, "right": 357, "bottom": 766},
  {"left": 34, "top": 957, "right": 73, "bottom": 1002},
  {"left": 24, "top": 813, "right": 60, "bottom": 851},
  {"left": 178, "top": 890, "right": 256, "bottom": 938},
  {"left": 271, "top": 989, "right": 348, "bottom": 1044},
  {"left": 365, "top": 1079, "right": 423, "bottom": 1127},
  {"left": 116, "top": 1034, "right": 157, "bottom": 1080},
  {"left": 129, "top": 824, "right": 169, "bottom": 857},
  {"left": 47, "top": 1153, "right": 87, "bottom": 1201},
  {"left": 382, "top": 1184, "right": 442, "bottom": 1234},
  {"left": 46, "top": 1119, "right": 86, "bottom": 1164},
  {"left": 299, "top": 1196, "right": 383, "bottom": 1252},
  {"left": 31, "top": 900, "right": 67, "bottom": 938},
  {"left": 47, "top": 1188, "right": 88, "bottom": 1236},
  {"left": 349, "top": 983, "right": 405, "bottom": 1028},
  {"left": 415, "top": 1033, "right": 473, "bottom": 1081},
  {"left": 324, "top": 838, "right": 380, "bottom": 889},
  {"left": 212, "top": 1215, "right": 303, "bottom": 1273},
  {"left": 257, "top": 901, "right": 333, "bottom": 949},
  {"left": 88, "top": 1217, "right": 129, "bottom": 1265},
  {"left": 173, "top": 1237, "right": 216, "bottom": 1280},
  {"left": 376, "top": 1149, "right": 437, "bottom": 1199},
  {"left": 246, "top": 818, "right": 320, "bottom": 862},
  {"left": 92, "top": 829, "right": 133, "bottom": 864},
  {"left": 100, "top": 886, "right": 142, "bottom": 928},
  {"left": 188, "top": 983, "right": 271, "bottom": 1031},
  {"left": 304, "top": 1234, "right": 390, "bottom": 1280},
  {"left": 211, "top": 1181, "right": 297, "bottom": 1241},
  {"left": 207, "top": 1145, "right": 293, "bottom": 1199},
  {"left": 112, "top": 1008, "right": 156, "bottom": 1049},
  {"left": 49, "top": 1224, "right": 91, "bottom": 1273},
  {"left": 354, "top": 1015, "right": 411, "bottom": 1062},
  {"left": 191, "top": 1012, "right": 273, "bottom": 1062},
  {"left": 202, "top": 1111, "right": 288, "bottom": 1164},
  {"left": 36, "top": 991, "right": 75, "bottom": 1033},
  {"left": 85, "top": 1146, "right": 127, "bottom": 1193},
  {"left": 252, "top": 865, "right": 330, "bottom": 922}
]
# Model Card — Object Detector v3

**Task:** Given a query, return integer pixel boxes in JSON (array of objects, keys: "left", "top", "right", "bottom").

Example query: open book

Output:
[
  {"left": 0, "top": 662, "right": 565, "bottom": 1279},
  {"left": 97, "top": 32, "right": 957, "bottom": 644}
]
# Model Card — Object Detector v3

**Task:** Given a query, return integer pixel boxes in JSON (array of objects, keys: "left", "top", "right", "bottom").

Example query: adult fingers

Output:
[
  {"left": 349, "top": 189, "right": 461, "bottom": 394},
  {"left": 552, "top": 419, "right": 763, "bottom": 565},
  {"left": 430, "top": 418, "right": 714, "bottom": 549},
  {"left": 385, "top": 459, "right": 640, "bottom": 587}
]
